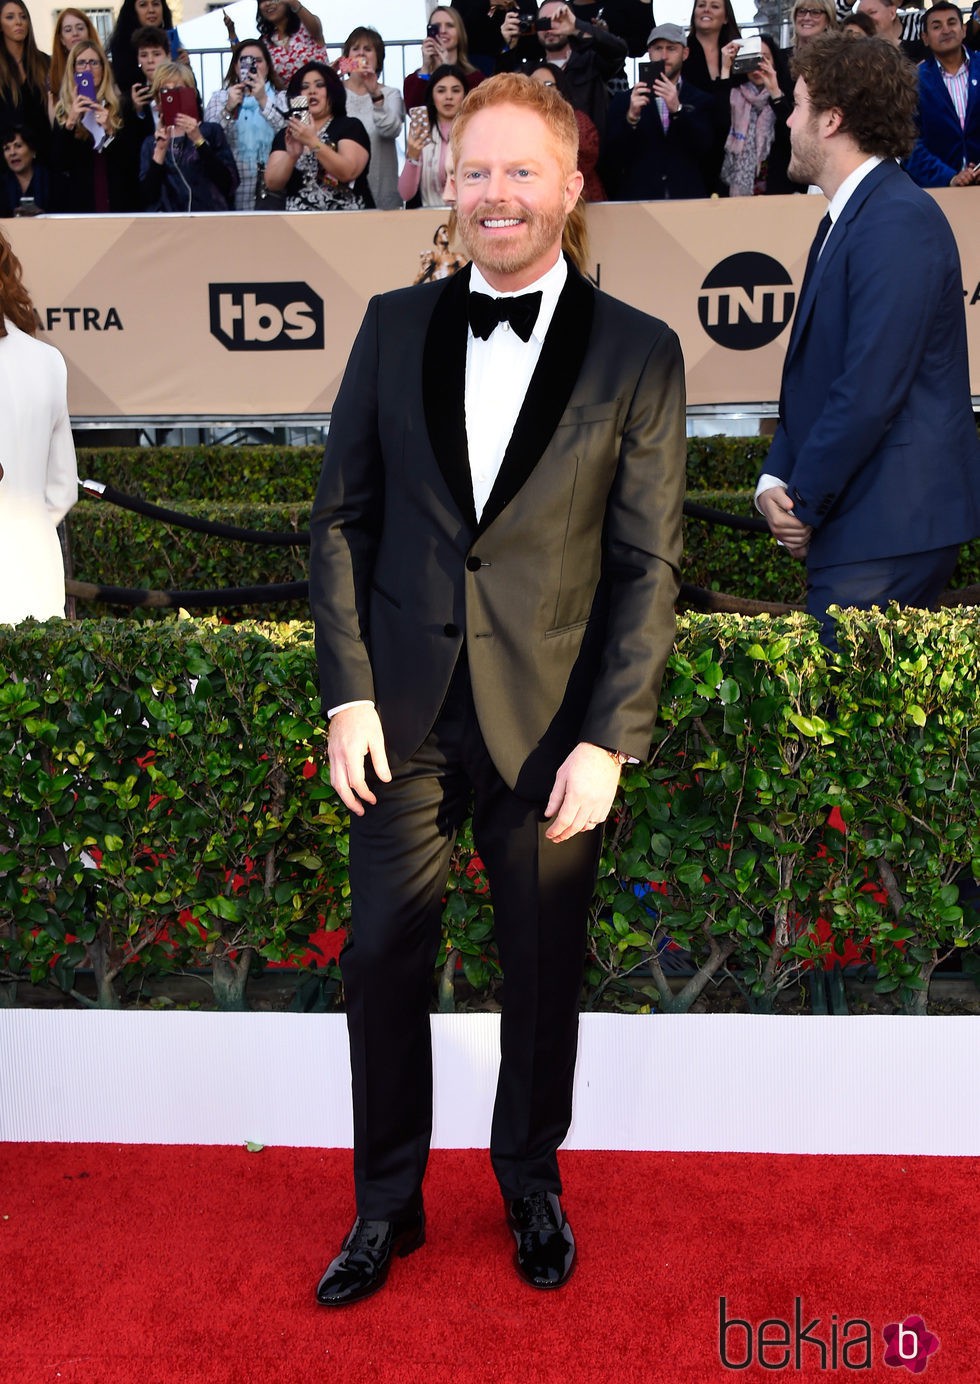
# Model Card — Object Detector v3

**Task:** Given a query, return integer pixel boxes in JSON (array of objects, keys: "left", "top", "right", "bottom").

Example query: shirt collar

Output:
[
  {"left": 934, "top": 50, "right": 969, "bottom": 79},
  {"left": 469, "top": 253, "right": 568, "bottom": 345},
  {"left": 827, "top": 155, "right": 884, "bottom": 225}
]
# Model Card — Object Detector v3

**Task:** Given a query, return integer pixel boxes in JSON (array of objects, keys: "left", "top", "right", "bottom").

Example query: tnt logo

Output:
[
  {"left": 698, "top": 253, "right": 795, "bottom": 351},
  {"left": 209, "top": 282, "right": 324, "bottom": 350}
]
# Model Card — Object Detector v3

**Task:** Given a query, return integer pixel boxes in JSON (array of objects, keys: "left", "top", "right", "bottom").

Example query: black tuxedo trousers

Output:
[{"left": 344, "top": 653, "right": 602, "bottom": 1218}]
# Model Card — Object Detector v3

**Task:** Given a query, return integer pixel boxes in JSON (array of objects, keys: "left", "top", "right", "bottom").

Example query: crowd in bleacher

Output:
[{"left": 1, "top": 0, "right": 978, "bottom": 215}]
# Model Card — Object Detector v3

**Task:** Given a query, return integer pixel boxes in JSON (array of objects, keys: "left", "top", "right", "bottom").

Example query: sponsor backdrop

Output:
[{"left": 6, "top": 194, "right": 979, "bottom": 420}]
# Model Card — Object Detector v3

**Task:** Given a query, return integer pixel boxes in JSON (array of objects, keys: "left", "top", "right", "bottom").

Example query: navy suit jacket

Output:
[
  {"left": 905, "top": 50, "right": 980, "bottom": 188},
  {"left": 764, "top": 160, "right": 980, "bottom": 569}
]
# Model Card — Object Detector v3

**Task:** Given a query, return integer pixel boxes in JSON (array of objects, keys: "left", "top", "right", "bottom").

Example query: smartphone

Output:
[
  {"left": 638, "top": 60, "right": 665, "bottom": 87},
  {"left": 166, "top": 27, "right": 181, "bottom": 60},
  {"left": 408, "top": 104, "right": 430, "bottom": 141},
  {"left": 14, "top": 196, "right": 38, "bottom": 217},
  {"left": 159, "top": 85, "right": 197, "bottom": 126},
  {"left": 536, "top": 16, "right": 552, "bottom": 29},
  {"left": 426, "top": 22, "right": 440, "bottom": 38},
  {"left": 239, "top": 54, "right": 257, "bottom": 78},
  {"left": 289, "top": 93, "right": 311, "bottom": 124},
  {"left": 75, "top": 69, "right": 98, "bottom": 101}
]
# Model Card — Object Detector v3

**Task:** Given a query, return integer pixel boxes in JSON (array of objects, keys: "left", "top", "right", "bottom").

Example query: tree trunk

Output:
[
  {"left": 438, "top": 949, "right": 458, "bottom": 1013},
  {"left": 211, "top": 949, "right": 253, "bottom": 1011}
]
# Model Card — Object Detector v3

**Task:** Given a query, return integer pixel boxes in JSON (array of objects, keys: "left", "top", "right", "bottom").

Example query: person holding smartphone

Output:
[
  {"left": 139, "top": 61, "right": 238, "bottom": 210},
  {"left": 336, "top": 27, "right": 404, "bottom": 210},
  {"left": 204, "top": 38, "right": 286, "bottom": 208},
  {"left": 48, "top": 9, "right": 101, "bottom": 121},
  {"left": 603, "top": 23, "right": 714, "bottom": 199},
  {"left": 108, "top": 0, "right": 179, "bottom": 103},
  {"left": 264, "top": 60, "right": 372, "bottom": 211},
  {"left": 403, "top": 7, "right": 483, "bottom": 112},
  {"left": 49, "top": 39, "right": 142, "bottom": 211},
  {"left": 398, "top": 63, "right": 467, "bottom": 208}
]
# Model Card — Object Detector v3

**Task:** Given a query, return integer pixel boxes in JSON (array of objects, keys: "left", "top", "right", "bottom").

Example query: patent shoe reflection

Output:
[
  {"left": 315, "top": 1211, "right": 426, "bottom": 1306},
  {"left": 507, "top": 1191, "right": 575, "bottom": 1289}
]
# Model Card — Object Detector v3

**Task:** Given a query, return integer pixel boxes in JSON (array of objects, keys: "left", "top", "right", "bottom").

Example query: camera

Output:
[
  {"left": 536, "top": 16, "right": 552, "bottom": 28},
  {"left": 517, "top": 14, "right": 536, "bottom": 32},
  {"left": 731, "top": 35, "right": 763, "bottom": 75}
]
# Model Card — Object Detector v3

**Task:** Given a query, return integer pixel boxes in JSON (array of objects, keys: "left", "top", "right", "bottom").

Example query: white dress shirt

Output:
[
  {"left": 328, "top": 252, "right": 566, "bottom": 718},
  {"left": 755, "top": 156, "right": 884, "bottom": 508},
  {"left": 465, "top": 253, "right": 567, "bottom": 520}
]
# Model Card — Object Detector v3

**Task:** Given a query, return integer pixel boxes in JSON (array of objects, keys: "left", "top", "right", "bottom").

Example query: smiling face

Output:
[
  {"left": 923, "top": 6, "right": 965, "bottom": 59},
  {"left": 432, "top": 73, "right": 465, "bottom": 121},
  {"left": 430, "top": 9, "right": 459, "bottom": 52},
  {"left": 1, "top": 2, "right": 29, "bottom": 45},
  {"left": 300, "top": 69, "right": 329, "bottom": 119},
  {"left": 452, "top": 101, "right": 582, "bottom": 291},
  {"left": 59, "top": 11, "right": 89, "bottom": 50},
  {"left": 793, "top": 3, "right": 830, "bottom": 41},
  {"left": 692, "top": 0, "right": 726, "bottom": 36}
]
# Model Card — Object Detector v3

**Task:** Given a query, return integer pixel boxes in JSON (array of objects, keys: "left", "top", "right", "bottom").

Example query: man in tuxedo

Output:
[
  {"left": 309, "top": 72, "right": 685, "bottom": 1304},
  {"left": 756, "top": 34, "right": 980, "bottom": 646}
]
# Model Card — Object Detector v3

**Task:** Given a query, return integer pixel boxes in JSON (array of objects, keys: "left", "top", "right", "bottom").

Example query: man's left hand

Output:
[{"left": 544, "top": 742, "right": 622, "bottom": 842}]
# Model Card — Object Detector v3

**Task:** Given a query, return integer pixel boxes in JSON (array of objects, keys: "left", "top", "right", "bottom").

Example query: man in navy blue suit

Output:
[
  {"left": 905, "top": 1, "right": 980, "bottom": 189},
  {"left": 756, "top": 33, "right": 980, "bottom": 646}
]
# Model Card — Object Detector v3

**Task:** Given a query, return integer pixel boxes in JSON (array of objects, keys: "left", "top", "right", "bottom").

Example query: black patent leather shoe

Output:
[
  {"left": 315, "top": 1211, "right": 425, "bottom": 1307},
  {"left": 507, "top": 1191, "right": 575, "bottom": 1289}
]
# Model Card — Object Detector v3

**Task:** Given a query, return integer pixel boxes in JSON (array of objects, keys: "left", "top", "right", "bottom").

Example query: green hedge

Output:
[
  {"left": 69, "top": 492, "right": 980, "bottom": 615},
  {"left": 76, "top": 439, "right": 772, "bottom": 507},
  {"left": 2, "top": 612, "right": 978, "bottom": 1014},
  {"left": 76, "top": 446, "right": 325, "bottom": 505}
]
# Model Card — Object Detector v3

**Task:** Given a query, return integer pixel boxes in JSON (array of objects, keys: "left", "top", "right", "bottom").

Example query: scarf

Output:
[
  {"left": 235, "top": 86, "right": 278, "bottom": 169},
  {"left": 721, "top": 82, "right": 776, "bottom": 196}
]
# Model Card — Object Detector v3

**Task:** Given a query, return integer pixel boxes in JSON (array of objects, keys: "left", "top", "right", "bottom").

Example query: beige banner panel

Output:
[{"left": 6, "top": 194, "right": 979, "bottom": 419}]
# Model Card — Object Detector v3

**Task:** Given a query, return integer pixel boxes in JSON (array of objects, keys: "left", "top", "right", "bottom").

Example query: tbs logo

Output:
[{"left": 209, "top": 282, "right": 324, "bottom": 351}]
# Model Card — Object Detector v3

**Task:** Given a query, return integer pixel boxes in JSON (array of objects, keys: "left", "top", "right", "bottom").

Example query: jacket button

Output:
[
  {"left": 466, "top": 556, "right": 482, "bottom": 572},
  {"left": 443, "top": 623, "right": 460, "bottom": 638}
]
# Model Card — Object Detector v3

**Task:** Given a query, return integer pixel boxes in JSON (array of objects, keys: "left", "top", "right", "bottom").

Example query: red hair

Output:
[{"left": 0, "top": 230, "right": 37, "bottom": 337}]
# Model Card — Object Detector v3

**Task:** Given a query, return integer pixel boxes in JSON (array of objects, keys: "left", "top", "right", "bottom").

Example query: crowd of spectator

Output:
[{"left": 1, "top": 0, "right": 979, "bottom": 219}]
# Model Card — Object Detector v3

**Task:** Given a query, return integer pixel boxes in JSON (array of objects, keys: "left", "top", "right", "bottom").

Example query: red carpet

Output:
[{"left": 0, "top": 1146, "right": 974, "bottom": 1382}]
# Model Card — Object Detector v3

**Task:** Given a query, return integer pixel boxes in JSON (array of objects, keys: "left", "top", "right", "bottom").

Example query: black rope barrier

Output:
[
  {"left": 682, "top": 501, "right": 769, "bottom": 534},
  {"left": 81, "top": 481, "right": 310, "bottom": 547},
  {"left": 67, "top": 578, "right": 309, "bottom": 609}
]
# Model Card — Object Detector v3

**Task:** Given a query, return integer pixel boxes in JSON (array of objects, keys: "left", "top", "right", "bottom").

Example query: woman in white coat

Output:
[{"left": 0, "top": 229, "right": 77, "bottom": 624}]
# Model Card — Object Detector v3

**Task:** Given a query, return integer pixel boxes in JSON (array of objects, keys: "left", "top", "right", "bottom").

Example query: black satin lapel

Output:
[
  {"left": 423, "top": 263, "right": 477, "bottom": 530},
  {"left": 478, "top": 265, "right": 596, "bottom": 534}
]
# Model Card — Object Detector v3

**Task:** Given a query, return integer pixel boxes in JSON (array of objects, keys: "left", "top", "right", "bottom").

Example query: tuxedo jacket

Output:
[
  {"left": 764, "top": 160, "right": 980, "bottom": 569},
  {"left": 309, "top": 260, "right": 686, "bottom": 800},
  {"left": 905, "top": 51, "right": 980, "bottom": 189}
]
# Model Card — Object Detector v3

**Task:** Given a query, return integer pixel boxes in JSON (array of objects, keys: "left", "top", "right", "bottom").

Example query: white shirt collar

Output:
[
  {"left": 827, "top": 155, "right": 884, "bottom": 225},
  {"left": 469, "top": 254, "right": 568, "bottom": 345}
]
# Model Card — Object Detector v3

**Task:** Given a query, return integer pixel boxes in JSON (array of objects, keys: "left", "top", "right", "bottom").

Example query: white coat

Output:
[{"left": 0, "top": 322, "right": 78, "bottom": 625}]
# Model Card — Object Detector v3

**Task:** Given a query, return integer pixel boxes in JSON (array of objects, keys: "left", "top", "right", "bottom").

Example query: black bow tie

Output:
[{"left": 468, "top": 290, "right": 543, "bottom": 343}]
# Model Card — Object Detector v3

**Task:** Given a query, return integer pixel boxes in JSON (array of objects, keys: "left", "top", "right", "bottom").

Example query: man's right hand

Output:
[{"left": 328, "top": 704, "right": 392, "bottom": 815}]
